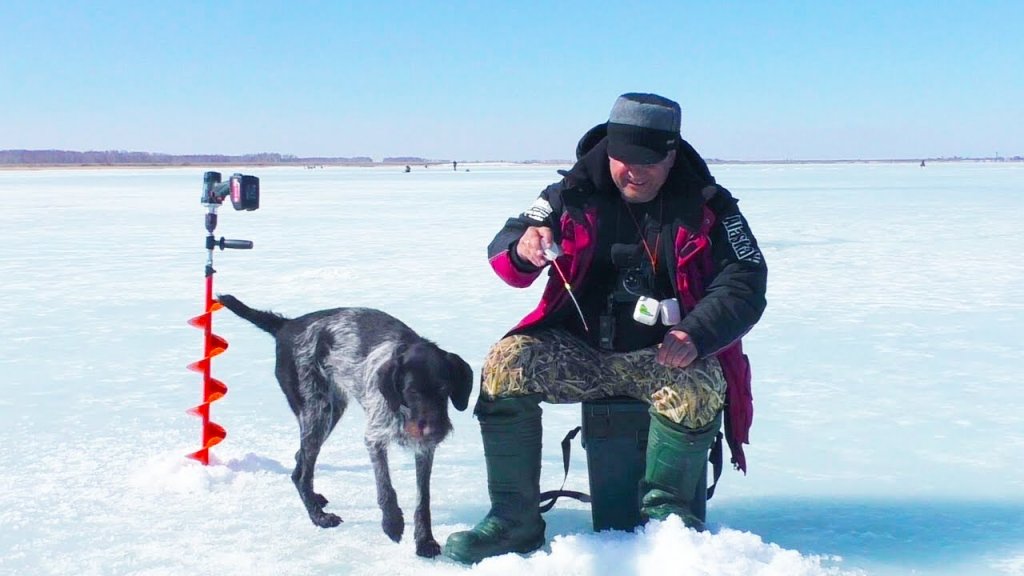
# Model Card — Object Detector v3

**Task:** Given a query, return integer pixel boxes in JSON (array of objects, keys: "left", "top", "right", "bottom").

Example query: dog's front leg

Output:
[
  {"left": 413, "top": 447, "right": 441, "bottom": 557},
  {"left": 366, "top": 439, "right": 404, "bottom": 543}
]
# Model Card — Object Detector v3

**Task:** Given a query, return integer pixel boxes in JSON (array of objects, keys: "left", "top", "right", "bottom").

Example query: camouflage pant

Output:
[{"left": 481, "top": 328, "right": 726, "bottom": 429}]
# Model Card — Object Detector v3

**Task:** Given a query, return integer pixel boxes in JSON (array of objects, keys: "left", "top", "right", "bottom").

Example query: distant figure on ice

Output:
[
  {"left": 920, "top": 160, "right": 926, "bottom": 167},
  {"left": 453, "top": 160, "right": 459, "bottom": 171},
  {"left": 405, "top": 165, "right": 411, "bottom": 173},
  {"left": 444, "top": 93, "right": 768, "bottom": 564}
]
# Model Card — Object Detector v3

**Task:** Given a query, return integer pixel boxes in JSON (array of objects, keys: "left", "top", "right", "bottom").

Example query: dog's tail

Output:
[{"left": 216, "top": 294, "right": 289, "bottom": 336}]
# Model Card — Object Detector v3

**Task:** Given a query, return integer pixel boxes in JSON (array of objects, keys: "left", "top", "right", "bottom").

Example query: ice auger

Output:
[{"left": 186, "top": 171, "right": 259, "bottom": 464}]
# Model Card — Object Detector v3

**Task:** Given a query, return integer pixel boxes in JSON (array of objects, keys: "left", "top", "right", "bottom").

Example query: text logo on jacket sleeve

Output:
[
  {"left": 523, "top": 197, "right": 553, "bottom": 222},
  {"left": 722, "top": 215, "right": 762, "bottom": 264}
]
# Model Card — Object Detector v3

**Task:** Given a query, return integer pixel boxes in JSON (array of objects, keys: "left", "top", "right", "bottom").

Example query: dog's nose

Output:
[
  {"left": 420, "top": 420, "right": 450, "bottom": 441},
  {"left": 404, "top": 418, "right": 447, "bottom": 442}
]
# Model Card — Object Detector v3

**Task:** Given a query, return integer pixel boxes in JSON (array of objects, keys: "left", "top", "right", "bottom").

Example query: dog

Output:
[{"left": 217, "top": 294, "right": 473, "bottom": 558}]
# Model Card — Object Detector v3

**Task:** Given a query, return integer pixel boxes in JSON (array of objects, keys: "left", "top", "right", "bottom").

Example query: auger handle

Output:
[
  {"left": 220, "top": 239, "right": 253, "bottom": 250},
  {"left": 206, "top": 236, "right": 254, "bottom": 250}
]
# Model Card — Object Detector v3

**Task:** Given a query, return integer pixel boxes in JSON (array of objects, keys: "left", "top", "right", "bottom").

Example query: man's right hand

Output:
[{"left": 515, "top": 226, "right": 555, "bottom": 268}]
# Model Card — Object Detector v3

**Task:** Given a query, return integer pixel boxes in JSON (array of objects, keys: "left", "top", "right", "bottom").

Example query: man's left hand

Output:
[{"left": 656, "top": 330, "right": 698, "bottom": 368}]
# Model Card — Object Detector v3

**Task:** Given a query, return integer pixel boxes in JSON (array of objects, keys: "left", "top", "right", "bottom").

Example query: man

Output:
[{"left": 444, "top": 93, "right": 767, "bottom": 564}]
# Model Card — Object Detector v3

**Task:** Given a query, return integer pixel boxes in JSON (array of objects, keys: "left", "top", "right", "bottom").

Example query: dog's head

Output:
[{"left": 378, "top": 342, "right": 473, "bottom": 443}]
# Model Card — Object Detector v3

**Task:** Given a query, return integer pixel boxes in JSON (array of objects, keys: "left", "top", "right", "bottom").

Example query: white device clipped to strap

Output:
[{"left": 632, "top": 297, "right": 681, "bottom": 326}]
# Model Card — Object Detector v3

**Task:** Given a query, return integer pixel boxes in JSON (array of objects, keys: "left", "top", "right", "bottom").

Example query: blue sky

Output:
[{"left": 2, "top": 1, "right": 1021, "bottom": 161}]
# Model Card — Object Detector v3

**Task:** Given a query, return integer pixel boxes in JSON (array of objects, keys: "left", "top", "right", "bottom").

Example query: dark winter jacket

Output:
[{"left": 485, "top": 125, "right": 767, "bottom": 472}]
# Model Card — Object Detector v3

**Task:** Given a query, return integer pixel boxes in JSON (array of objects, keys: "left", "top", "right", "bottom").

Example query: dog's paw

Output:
[
  {"left": 312, "top": 511, "right": 343, "bottom": 528},
  {"left": 381, "top": 509, "right": 405, "bottom": 542},
  {"left": 415, "top": 538, "right": 442, "bottom": 558}
]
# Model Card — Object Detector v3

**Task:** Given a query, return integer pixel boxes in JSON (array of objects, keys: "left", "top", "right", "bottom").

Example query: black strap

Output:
[
  {"left": 538, "top": 426, "right": 591, "bottom": 513},
  {"left": 539, "top": 425, "right": 725, "bottom": 513},
  {"left": 707, "top": 431, "right": 723, "bottom": 500}
]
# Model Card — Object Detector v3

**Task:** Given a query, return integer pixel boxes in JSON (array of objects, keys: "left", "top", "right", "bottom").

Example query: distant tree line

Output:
[
  {"left": 383, "top": 156, "right": 432, "bottom": 163},
  {"left": 0, "top": 149, "right": 377, "bottom": 165},
  {"left": 2, "top": 149, "right": 1018, "bottom": 166}
]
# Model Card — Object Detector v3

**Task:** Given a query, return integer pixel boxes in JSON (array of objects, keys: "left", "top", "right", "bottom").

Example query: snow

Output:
[{"left": 0, "top": 161, "right": 1021, "bottom": 575}]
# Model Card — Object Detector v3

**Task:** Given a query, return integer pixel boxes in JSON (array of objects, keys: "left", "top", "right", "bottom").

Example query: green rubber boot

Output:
[
  {"left": 443, "top": 396, "right": 546, "bottom": 564},
  {"left": 639, "top": 410, "right": 722, "bottom": 530}
]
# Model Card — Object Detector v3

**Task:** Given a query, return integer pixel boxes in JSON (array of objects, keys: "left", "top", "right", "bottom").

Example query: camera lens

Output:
[{"left": 623, "top": 271, "right": 642, "bottom": 292}]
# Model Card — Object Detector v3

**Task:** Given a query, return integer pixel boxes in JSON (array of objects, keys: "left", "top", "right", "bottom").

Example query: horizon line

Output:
[{"left": 1, "top": 148, "right": 1022, "bottom": 166}]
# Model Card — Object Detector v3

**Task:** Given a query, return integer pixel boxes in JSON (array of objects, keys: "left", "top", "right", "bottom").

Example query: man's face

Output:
[{"left": 609, "top": 150, "right": 676, "bottom": 203}]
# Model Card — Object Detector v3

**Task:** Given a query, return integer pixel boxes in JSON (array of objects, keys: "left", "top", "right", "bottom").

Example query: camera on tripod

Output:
[{"left": 202, "top": 171, "right": 260, "bottom": 211}]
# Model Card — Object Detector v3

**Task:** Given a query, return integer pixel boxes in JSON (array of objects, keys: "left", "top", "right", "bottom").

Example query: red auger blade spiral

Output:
[{"left": 187, "top": 275, "right": 228, "bottom": 465}]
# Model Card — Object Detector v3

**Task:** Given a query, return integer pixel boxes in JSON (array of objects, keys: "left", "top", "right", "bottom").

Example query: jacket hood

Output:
[{"left": 562, "top": 123, "right": 716, "bottom": 192}]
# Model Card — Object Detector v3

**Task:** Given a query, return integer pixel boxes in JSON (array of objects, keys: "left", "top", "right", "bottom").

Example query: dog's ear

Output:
[
  {"left": 378, "top": 345, "right": 406, "bottom": 414},
  {"left": 445, "top": 352, "right": 473, "bottom": 412}
]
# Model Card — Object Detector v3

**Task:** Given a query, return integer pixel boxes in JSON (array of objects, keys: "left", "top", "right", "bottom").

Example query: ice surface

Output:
[{"left": 0, "top": 162, "right": 1021, "bottom": 575}]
